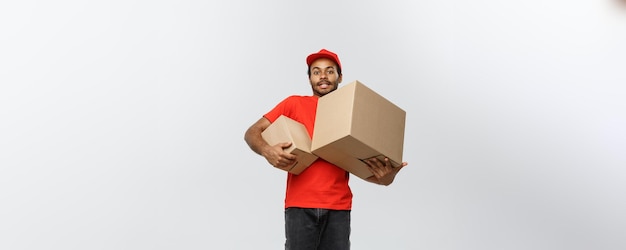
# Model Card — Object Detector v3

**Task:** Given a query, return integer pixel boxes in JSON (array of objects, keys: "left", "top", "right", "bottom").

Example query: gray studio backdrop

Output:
[{"left": 1, "top": 1, "right": 625, "bottom": 249}]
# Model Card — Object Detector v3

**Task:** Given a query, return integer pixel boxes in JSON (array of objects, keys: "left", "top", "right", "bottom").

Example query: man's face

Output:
[{"left": 309, "top": 58, "right": 342, "bottom": 97}]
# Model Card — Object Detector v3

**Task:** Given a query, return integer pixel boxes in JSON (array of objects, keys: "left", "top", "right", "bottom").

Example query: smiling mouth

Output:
[{"left": 318, "top": 81, "right": 331, "bottom": 89}]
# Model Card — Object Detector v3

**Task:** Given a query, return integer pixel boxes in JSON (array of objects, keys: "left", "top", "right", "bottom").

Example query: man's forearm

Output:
[{"left": 244, "top": 127, "right": 270, "bottom": 156}]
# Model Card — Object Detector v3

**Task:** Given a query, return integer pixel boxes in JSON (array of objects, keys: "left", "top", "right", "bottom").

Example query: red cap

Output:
[{"left": 306, "top": 49, "right": 342, "bottom": 71}]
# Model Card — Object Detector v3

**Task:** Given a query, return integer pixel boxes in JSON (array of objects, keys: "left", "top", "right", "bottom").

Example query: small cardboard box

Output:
[
  {"left": 311, "top": 80, "right": 406, "bottom": 180},
  {"left": 262, "top": 115, "right": 318, "bottom": 174}
]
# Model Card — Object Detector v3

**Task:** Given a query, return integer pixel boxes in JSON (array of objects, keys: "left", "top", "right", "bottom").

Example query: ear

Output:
[{"left": 338, "top": 74, "right": 343, "bottom": 84}]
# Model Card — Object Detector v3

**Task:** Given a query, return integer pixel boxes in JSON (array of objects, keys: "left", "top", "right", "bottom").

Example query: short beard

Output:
[{"left": 313, "top": 80, "right": 339, "bottom": 97}]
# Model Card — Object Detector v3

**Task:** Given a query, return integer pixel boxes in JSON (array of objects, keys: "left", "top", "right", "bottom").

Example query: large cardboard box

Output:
[
  {"left": 311, "top": 80, "right": 406, "bottom": 180},
  {"left": 262, "top": 115, "right": 318, "bottom": 175}
]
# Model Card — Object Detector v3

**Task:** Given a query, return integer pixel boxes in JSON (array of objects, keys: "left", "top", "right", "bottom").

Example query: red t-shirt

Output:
[{"left": 264, "top": 95, "right": 352, "bottom": 210}]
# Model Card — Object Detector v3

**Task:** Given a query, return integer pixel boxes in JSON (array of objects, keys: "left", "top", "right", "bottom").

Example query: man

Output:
[{"left": 244, "top": 48, "right": 407, "bottom": 250}]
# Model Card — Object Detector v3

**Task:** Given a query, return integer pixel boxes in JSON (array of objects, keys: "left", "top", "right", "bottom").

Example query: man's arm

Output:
[
  {"left": 363, "top": 157, "right": 407, "bottom": 186},
  {"left": 244, "top": 117, "right": 297, "bottom": 171}
]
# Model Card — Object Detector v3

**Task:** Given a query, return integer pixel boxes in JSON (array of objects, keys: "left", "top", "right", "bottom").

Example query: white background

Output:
[{"left": 1, "top": 1, "right": 625, "bottom": 249}]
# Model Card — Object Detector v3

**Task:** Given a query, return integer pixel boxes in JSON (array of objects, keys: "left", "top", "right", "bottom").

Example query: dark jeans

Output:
[{"left": 284, "top": 208, "right": 351, "bottom": 250}]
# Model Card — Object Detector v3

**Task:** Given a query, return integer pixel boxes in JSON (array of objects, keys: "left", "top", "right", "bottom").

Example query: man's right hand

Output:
[{"left": 262, "top": 142, "right": 297, "bottom": 171}]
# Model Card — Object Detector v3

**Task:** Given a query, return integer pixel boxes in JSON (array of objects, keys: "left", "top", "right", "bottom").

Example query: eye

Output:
[
  {"left": 327, "top": 70, "right": 334, "bottom": 75},
  {"left": 313, "top": 71, "right": 320, "bottom": 75}
]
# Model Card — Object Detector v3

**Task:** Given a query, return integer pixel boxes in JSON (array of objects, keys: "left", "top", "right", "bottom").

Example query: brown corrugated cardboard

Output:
[
  {"left": 311, "top": 80, "right": 406, "bottom": 180},
  {"left": 262, "top": 115, "right": 318, "bottom": 175}
]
